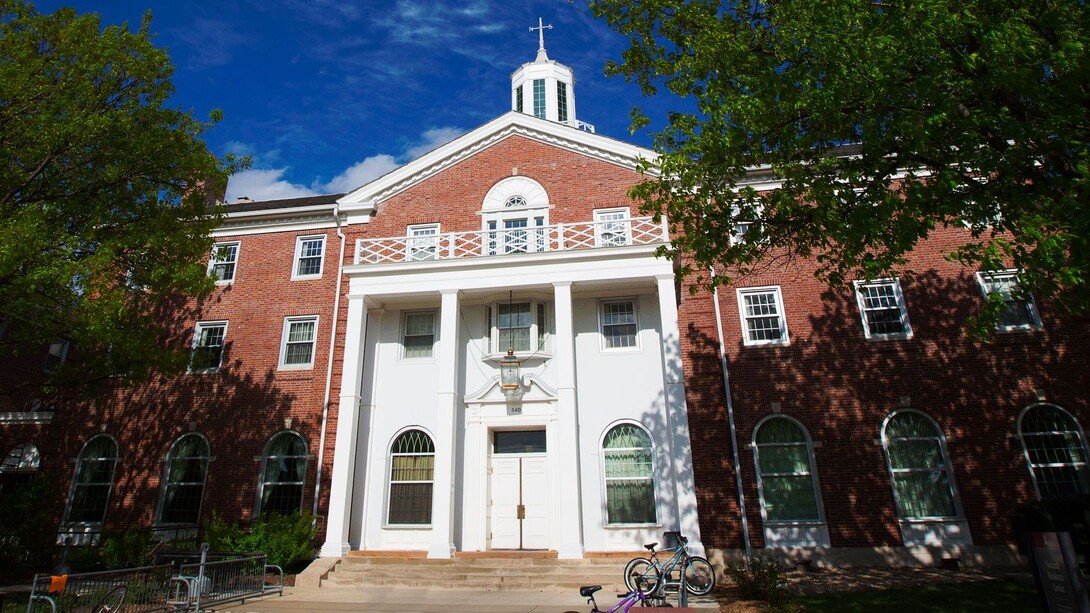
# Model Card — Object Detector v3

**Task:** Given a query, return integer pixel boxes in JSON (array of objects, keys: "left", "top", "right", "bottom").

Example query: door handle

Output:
[{"left": 517, "top": 504, "right": 526, "bottom": 520}]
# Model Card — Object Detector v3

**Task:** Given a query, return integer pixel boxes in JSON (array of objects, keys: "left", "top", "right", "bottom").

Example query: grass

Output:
[{"left": 793, "top": 580, "right": 1041, "bottom": 612}]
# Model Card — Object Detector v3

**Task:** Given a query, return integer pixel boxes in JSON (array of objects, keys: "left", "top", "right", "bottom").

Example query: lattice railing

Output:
[{"left": 355, "top": 216, "right": 666, "bottom": 265}]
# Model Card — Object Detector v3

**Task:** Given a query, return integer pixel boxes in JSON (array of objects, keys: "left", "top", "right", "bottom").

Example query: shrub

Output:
[
  {"left": 203, "top": 511, "right": 317, "bottom": 571},
  {"left": 0, "top": 478, "right": 58, "bottom": 579},
  {"left": 67, "top": 526, "right": 160, "bottom": 571},
  {"left": 725, "top": 555, "right": 792, "bottom": 605}
]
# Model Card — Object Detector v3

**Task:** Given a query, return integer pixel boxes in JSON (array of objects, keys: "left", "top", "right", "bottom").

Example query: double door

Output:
[{"left": 489, "top": 431, "right": 548, "bottom": 550}]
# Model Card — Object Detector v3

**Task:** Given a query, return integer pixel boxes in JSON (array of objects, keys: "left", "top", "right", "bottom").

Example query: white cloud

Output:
[
  {"left": 225, "top": 126, "right": 468, "bottom": 201},
  {"left": 404, "top": 127, "right": 465, "bottom": 159},
  {"left": 225, "top": 169, "right": 316, "bottom": 202},
  {"left": 318, "top": 155, "right": 400, "bottom": 194}
]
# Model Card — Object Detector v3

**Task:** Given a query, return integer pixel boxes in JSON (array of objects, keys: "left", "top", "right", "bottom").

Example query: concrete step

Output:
[{"left": 321, "top": 555, "right": 633, "bottom": 592}]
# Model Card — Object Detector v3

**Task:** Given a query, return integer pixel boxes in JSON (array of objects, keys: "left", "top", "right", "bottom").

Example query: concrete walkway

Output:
[{"left": 217, "top": 586, "right": 716, "bottom": 612}]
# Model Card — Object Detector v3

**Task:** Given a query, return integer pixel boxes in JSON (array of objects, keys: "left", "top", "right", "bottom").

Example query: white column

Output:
[
  {"left": 429, "top": 289, "right": 461, "bottom": 558},
  {"left": 655, "top": 274, "right": 706, "bottom": 556},
  {"left": 553, "top": 281, "right": 584, "bottom": 558},
  {"left": 320, "top": 293, "right": 369, "bottom": 557}
]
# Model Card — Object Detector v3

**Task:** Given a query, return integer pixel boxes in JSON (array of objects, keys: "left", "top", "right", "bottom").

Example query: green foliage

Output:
[
  {"left": 203, "top": 511, "right": 317, "bottom": 570},
  {"left": 794, "top": 579, "right": 1037, "bottom": 612},
  {"left": 0, "top": 1, "right": 246, "bottom": 398},
  {"left": 725, "top": 555, "right": 791, "bottom": 605},
  {"left": 0, "top": 478, "right": 58, "bottom": 579},
  {"left": 590, "top": 0, "right": 1090, "bottom": 333},
  {"left": 69, "top": 526, "right": 159, "bottom": 570}
]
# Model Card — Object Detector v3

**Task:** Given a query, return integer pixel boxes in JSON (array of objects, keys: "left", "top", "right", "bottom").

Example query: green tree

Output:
[
  {"left": 0, "top": 2, "right": 242, "bottom": 398},
  {"left": 590, "top": 0, "right": 1090, "bottom": 329}
]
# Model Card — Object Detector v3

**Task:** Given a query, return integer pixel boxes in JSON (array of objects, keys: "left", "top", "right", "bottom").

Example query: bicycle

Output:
[
  {"left": 570, "top": 579, "right": 653, "bottom": 613},
  {"left": 92, "top": 585, "right": 126, "bottom": 613},
  {"left": 623, "top": 532, "right": 716, "bottom": 597}
]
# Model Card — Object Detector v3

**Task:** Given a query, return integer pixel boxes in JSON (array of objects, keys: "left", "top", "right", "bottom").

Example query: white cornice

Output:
[{"left": 338, "top": 113, "right": 658, "bottom": 209}]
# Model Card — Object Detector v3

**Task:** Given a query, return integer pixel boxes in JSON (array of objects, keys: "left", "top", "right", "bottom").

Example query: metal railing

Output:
[
  {"left": 27, "top": 564, "right": 178, "bottom": 612},
  {"left": 169, "top": 544, "right": 283, "bottom": 612},
  {"left": 355, "top": 216, "right": 668, "bottom": 265}
]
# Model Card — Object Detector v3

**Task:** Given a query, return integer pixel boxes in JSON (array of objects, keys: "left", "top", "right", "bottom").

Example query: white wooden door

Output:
[{"left": 489, "top": 454, "right": 549, "bottom": 549}]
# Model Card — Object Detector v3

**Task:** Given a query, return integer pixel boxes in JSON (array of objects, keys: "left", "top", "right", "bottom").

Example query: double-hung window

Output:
[
  {"left": 402, "top": 311, "right": 436, "bottom": 359},
  {"left": 600, "top": 299, "right": 639, "bottom": 350},
  {"left": 280, "top": 316, "right": 318, "bottom": 369},
  {"left": 258, "top": 432, "right": 307, "bottom": 515},
  {"left": 881, "top": 411, "right": 961, "bottom": 520},
  {"left": 532, "top": 79, "right": 546, "bottom": 119},
  {"left": 1019, "top": 404, "right": 1090, "bottom": 499},
  {"left": 737, "top": 287, "right": 789, "bottom": 346},
  {"left": 407, "top": 224, "right": 440, "bottom": 261},
  {"left": 158, "top": 434, "right": 210, "bottom": 525},
  {"left": 209, "top": 242, "right": 239, "bottom": 283},
  {"left": 602, "top": 424, "right": 657, "bottom": 525},
  {"left": 190, "top": 322, "right": 226, "bottom": 372},
  {"left": 557, "top": 81, "right": 569, "bottom": 122},
  {"left": 854, "top": 278, "right": 912, "bottom": 339},
  {"left": 976, "top": 270, "right": 1041, "bottom": 330},
  {"left": 594, "top": 208, "right": 631, "bottom": 247},
  {"left": 754, "top": 417, "right": 823, "bottom": 523},
  {"left": 387, "top": 429, "right": 434, "bottom": 525},
  {"left": 490, "top": 301, "right": 547, "bottom": 354},
  {"left": 293, "top": 236, "right": 325, "bottom": 279}
]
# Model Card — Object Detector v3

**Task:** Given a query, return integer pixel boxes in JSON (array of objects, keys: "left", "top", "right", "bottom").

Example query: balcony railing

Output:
[{"left": 355, "top": 216, "right": 668, "bottom": 265}]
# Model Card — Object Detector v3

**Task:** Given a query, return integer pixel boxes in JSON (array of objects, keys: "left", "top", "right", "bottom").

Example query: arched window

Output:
[
  {"left": 1019, "top": 404, "right": 1090, "bottom": 499},
  {"left": 158, "top": 434, "right": 210, "bottom": 525},
  {"left": 65, "top": 436, "right": 118, "bottom": 524},
  {"left": 387, "top": 429, "right": 434, "bottom": 525},
  {"left": 754, "top": 417, "right": 822, "bottom": 523},
  {"left": 881, "top": 411, "right": 960, "bottom": 519},
  {"left": 259, "top": 432, "right": 308, "bottom": 515},
  {"left": 603, "top": 423, "right": 656, "bottom": 524}
]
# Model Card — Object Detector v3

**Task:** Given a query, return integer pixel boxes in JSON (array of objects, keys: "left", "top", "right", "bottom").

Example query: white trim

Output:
[
  {"left": 975, "top": 270, "right": 1042, "bottom": 331},
  {"left": 189, "top": 321, "right": 228, "bottom": 374},
  {"left": 292, "top": 235, "right": 327, "bottom": 280},
  {"left": 593, "top": 208, "right": 633, "bottom": 247},
  {"left": 853, "top": 278, "right": 913, "bottom": 340},
  {"left": 208, "top": 241, "right": 240, "bottom": 284},
  {"left": 407, "top": 224, "right": 441, "bottom": 262},
  {"left": 155, "top": 432, "right": 211, "bottom": 527},
  {"left": 598, "top": 297, "right": 641, "bottom": 352},
  {"left": 599, "top": 420, "right": 660, "bottom": 527},
  {"left": 62, "top": 434, "right": 119, "bottom": 528},
  {"left": 278, "top": 315, "right": 320, "bottom": 370},
  {"left": 383, "top": 426, "right": 437, "bottom": 528},
  {"left": 752, "top": 415, "right": 829, "bottom": 541},
  {"left": 400, "top": 310, "right": 437, "bottom": 360},
  {"left": 736, "top": 286, "right": 790, "bottom": 347}
]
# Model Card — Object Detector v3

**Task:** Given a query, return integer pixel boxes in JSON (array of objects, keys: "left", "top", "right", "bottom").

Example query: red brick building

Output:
[{"left": 2, "top": 41, "right": 1087, "bottom": 569}]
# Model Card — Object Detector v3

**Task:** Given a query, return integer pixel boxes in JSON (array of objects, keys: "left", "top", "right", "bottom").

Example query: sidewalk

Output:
[{"left": 217, "top": 586, "right": 716, "bottom": 612}]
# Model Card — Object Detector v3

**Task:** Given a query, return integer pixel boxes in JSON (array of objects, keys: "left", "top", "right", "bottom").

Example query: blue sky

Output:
[{"left": 32, "top": 1, "right": 677, "bottom": 202}]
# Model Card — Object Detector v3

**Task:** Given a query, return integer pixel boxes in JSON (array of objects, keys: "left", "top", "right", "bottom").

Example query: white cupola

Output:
[{"left": 510, "top": 19, "right": 593, "bottom": 133}]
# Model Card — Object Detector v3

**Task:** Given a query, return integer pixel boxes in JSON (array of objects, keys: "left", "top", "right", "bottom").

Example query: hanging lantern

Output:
[{"left": 499, "top": 349, "right": 522, "bottom": 392}]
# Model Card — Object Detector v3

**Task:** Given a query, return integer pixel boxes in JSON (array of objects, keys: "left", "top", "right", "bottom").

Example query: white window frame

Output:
[
  {"left": 155, "top": 433, "right": 211, "bottom": 526},
  {"left": 292, "top": 235, "right": 326, "bottom": 280},
  {"left": 880, "top": 410, "right": 965, "bottom": 521},
  {"left": 975, "top": 270, "right": 1042, "bottom": 331},
  {"left": 402, "top": 310, "right": 437, "bottom": 359},
  {"left": 256, "top": 431, "right": 308, "bottom": 516},
  {"left": 730, "top": 201, "right": 764, "bottom": 245},
  {"left": 599, "top": 298, "right": 640, "bottom": 351},
  {"left": 736, "top": 286, "right": 790, "bottom": 346},
  {"left": 62, "top": 434, "right": 119, "bottom": 526},
  {"left": 279, "top": 316, "right": 318, "bottom": 370},
  {"left": 189, "top": 321, "right": 227, "bottom": 373},
  {"left": 406, "top": 224, "right": 440, "bottom": 261},
  {"left": 44, "top": 338, "right": 70, "bottom": 373},
  {"left": 600, "top": 421, "right": 660, "bottom": 527},
  {"left": 1018, "top": 403, "right": 1090, "bottom": 500},
  {"left": 385, "top": 427, "right": 435, "bottom": 527},
  {"left": 489, "top": 300, "right": 549, "bottom": 356},
  {"left": 208, "top": 241, "right": 239, "bottom": 284},
  {"left": 854, "top": 278, "right": 913, "bottom": 340},
  {"left": 594, "top": 208, "right": 632, "bottom": 247}
]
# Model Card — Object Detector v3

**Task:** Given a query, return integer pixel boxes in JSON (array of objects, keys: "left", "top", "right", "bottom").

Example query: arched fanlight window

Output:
[
  {"left": 881, "top": 411, "right": 960, "bottom": 519},
  {"left": 387, "top": 429, "right": 435, "bottom": 525},
  {"left": 1, "top": 443, "right": 40, "bottom": 474},
  {"left": 754, "top": 417, "right": 823, "bottom": 522},
  {"left": 158, "top": 434, "right": 210, "bottom": 525},
  {"left": 602, "top": 423, "right": 656, "bottom": 524},
  {"left": 1019, "top": 404, "right": 1090, "bottom": 499},
  {"left": 65, "top": 436, "right": 118, "bottom": 524},
  {"left": 259, "top": 432, "right": 308, "bottom": 515}
]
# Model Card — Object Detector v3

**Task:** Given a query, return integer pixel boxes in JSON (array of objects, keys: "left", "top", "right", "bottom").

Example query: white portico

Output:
[{"left": 318, "top": 33, "right": 703, "bottom": 560}]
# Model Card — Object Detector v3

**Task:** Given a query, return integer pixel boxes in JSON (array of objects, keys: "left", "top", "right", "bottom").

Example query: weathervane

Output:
[{"left": 529, "top": 17, "right": 553, "bottom": 53}]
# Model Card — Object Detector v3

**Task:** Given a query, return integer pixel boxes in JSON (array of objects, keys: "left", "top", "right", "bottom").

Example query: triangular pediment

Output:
[{"left": 337, "top": 112, "right": 657, "bottom": 213}]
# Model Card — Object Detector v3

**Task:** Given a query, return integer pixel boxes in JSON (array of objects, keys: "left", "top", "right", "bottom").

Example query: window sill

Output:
[
  {"left": 291, "top": 274, "right": 324, "bottom": 281},
  {"left": 187, "top": 368, "right": 221, "bottom": 375},
  {"left": 382, "top": 524, "right": 433, "bottom": 530},
  {"left": 278, "top": 364, "right": 315, "bottom": 371},
  {"left": 0, "top": 411, "right": 54, "bottom": 424},
  {"left": 483, "top": 352, "right": 552, "bottom": 362},
  {"left": 602, "top": 523, "right": 661, "bottom": 530},
  {"left": 864, "top": 333, "right": 913, "bottom": 342},
  {"left": 742, "top": 340, "right": 790, "bottom": 348},
  {"left": 995, "top": 325, "right": 1043, "bottom": 333}
]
